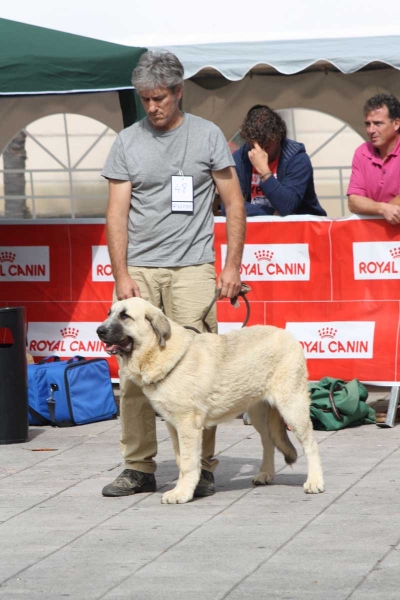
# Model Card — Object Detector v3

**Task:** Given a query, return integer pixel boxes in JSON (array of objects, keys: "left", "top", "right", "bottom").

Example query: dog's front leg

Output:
[
  {"left": 161, "top": 418, "right": 202, "bottom": 504},
  {"left": 165, "top": 422, "right": 181, "bottom": 470}
]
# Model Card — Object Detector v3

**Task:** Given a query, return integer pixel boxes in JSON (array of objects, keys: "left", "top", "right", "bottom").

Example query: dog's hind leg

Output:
[
  {"left": 266, "top": 405, "right": 297, "bottom": 466},
  {"left": 276, "top": 395, "right": 324, "bottom": 494},
  {"left": 247, "top": 402, "right": 276, "bottom": 485},
  {"left": 161, "top": 417, "right": 202, "bottom": 504}
]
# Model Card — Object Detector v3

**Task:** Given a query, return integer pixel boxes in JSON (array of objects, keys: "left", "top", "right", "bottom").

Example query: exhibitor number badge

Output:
[{"left": 171, "top": 175, "right": 194, "bottom": 213}]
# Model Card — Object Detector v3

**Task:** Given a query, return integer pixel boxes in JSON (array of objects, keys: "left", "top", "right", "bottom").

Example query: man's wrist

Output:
[
  {"left": 259, "top": 171, "right": 272, "bottom": 182},
  {"left": 114, "top": 269, "right": 130, "bottom": 282},
  {"left": 224, "top": 261, "right": 241, "bottom": 272},
  {"left": 378, "top": 203, "right": 388, "bottom": 216}
]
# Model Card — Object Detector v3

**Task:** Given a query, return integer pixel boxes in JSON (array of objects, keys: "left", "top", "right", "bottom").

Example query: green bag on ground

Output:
[{"left": 309, "top": 377, "right": 376, "bottom": 431}]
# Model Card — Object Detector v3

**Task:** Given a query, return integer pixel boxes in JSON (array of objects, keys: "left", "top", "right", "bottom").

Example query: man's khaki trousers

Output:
[{"left": 115, "top": 263, "right": 219, "bottom": 474}]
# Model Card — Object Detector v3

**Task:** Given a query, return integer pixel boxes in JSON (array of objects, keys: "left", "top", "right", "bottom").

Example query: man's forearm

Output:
[
  {"left": 348, "top": 194, "right": 400, "bottom": 224},
  {"left": 213, "top": 166, "right": 246, "bottom": 273},
  {"left": 259, "top": 176, "right": 300, "bottom": 216},
  {"left": 348, "top": 194, "right": 386, "bottom": 216},
  {"left": 224, "top": 200, "right": 246, "bottom": 269},
  {"left": 106, "top": 211, "right": 129, "bottom": 280}
]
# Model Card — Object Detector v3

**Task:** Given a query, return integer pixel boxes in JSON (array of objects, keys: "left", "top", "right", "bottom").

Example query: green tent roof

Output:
[{"left": 0, "top": 18, "right": 146, "bottom": 95}]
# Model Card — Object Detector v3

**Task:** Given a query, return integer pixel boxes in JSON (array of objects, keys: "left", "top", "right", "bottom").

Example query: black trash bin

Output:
[{"left": 0, "top": 306, "right": 29, "bottom": 444}]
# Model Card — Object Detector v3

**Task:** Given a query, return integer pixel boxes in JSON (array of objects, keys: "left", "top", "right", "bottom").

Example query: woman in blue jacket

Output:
[{"left": 230, "top": 105, "right": 327, "bottom": 217}]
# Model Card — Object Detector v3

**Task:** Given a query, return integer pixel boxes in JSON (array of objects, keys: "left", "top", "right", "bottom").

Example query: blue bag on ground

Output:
[{"left": 28, "top": 356, "right": 117, "bottom": 426}]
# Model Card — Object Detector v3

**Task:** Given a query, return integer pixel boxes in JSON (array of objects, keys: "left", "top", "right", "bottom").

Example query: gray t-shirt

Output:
[{"left": 101, "top": 113, "right": 234, "bottom": 267}]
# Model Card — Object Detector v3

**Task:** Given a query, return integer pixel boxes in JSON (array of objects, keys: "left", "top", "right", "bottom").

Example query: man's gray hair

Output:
[{"left": 132, "top": 51, "right": 184, "bottom": 92}]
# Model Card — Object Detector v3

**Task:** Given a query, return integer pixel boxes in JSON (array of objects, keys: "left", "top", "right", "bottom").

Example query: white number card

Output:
[{"left": 171, "top": 175, "right": 194, "bottom": 213}]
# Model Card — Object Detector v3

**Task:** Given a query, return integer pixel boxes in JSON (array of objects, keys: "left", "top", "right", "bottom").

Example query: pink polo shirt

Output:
[{"left": 347, "top": 136, "right": 400, "bottom": 203}]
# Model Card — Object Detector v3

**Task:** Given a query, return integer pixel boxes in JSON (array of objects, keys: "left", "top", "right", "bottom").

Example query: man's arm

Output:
[
  {"left": 212, "top": 166, "right": 246, "bottom": 299},
  {"left": 346, "top": 147, "right": 400, "bottom": 224},
  {"left": 106, "top": 179, "right": 141, "bottom": 299},
  {"left": 248, "top": 142, "right": 311, "bottom": 215},
  {"left": 348, "top": 194, "right": 400, "bottom": 225}
]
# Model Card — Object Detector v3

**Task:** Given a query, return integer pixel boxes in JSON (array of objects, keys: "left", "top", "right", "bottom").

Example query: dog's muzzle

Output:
[{"left": 96, "top": 324, "right": 133, "bottom": 356}]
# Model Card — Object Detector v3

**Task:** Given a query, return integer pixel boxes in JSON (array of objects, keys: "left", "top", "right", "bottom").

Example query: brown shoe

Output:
[
  {"left": 102, "top": 469, "right": 156, "bottom": 497},
  {"left": 193, "top": 469, "right": 215, "bottom": 497}
]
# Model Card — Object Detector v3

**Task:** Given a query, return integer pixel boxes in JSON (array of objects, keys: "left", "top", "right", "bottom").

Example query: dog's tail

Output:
[{"left": 267, "top": 406, "right": 297, "bottom": 465}]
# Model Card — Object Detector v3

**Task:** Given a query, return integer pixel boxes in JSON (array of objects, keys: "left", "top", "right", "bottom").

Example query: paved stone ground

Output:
[{"left": 1, "top": 386, "right": 400, "bottom": 600}]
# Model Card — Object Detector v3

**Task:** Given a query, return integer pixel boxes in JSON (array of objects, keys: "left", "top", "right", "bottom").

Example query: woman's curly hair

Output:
[{"left": 240, "top": 105, "right": 287, "bottom": 146}]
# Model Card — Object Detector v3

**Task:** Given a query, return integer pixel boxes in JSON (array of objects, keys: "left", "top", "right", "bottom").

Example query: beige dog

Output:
[{"left": 97, "top": 297, "right": 324, "bottom": 504}]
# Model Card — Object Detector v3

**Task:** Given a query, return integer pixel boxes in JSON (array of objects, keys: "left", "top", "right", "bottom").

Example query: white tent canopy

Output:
[
  {"left": 2, "top": 1, "right": 400, "bottom": 142},
  {"left": 150, "top": 36, "right": 400, "bottom": 80}
]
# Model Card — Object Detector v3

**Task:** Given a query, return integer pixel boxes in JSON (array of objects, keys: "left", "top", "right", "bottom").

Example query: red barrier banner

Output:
[
  {"left": 0, "top": 225, "right": 71, "bottom": 302},
  {"left": 330, "top": 218, "right": 400, "bottom": 301},
  {"left": 214, "top": 217, "right": 332, "bottom": 301},
  {"left": 1, "top": 216, "right": 399, "bottom": 384}
]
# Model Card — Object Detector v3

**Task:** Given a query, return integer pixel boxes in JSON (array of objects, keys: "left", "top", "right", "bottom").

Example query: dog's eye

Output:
[{"left": 120, "top": 310, "right": 133, "bottom": 321}]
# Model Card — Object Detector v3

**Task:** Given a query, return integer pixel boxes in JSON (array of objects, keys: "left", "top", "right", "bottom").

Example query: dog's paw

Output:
[
  {"left": 161, "top": 488, "right": 193, "bottom": 504},
  {"left": 303, "top": 479, "right": 325, "bottom": 494},
  {"left": 252, "top": 471, "right": 275, "bottom": 486}
]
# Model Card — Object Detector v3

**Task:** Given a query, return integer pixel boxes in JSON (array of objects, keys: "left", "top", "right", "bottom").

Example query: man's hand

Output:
[
  {"left": 248, "top": 142, "right": 270, "bottom": 177},
  {"left": 115, "top": 274, "right": 141, "bottom": 300},
  {"left": 217, "top": 265, "right": 241, "bottom": 299},
  {"left": 381, "top": 203, "right": 400, "bottom": 225}
]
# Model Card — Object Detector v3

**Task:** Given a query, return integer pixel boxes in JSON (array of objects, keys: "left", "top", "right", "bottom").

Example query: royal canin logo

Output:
[
  {"left": 222, "top": 244, "right": 310, "bottom": 281},
  {"left": 354, "top": 243, "right": 400, "bottom": 280},
  {"left": 318, "top": 327, "right": 337, "bottom": 339},
  {"left": 28, "top": 322, "right": 108, "bottom": 357},
  {"left": 389, "top": 247, "right": 400, "bottom": 259},
  {"left": 60, "top": 327, "right": 79, "bottom": 339},
  {"left": 254, "top": 250, "right": 274, "bottom": 261},
  {"left": 286, "top": 321, "right": 375, "bottom": 358},
  {"left": 0, "top": 247, "right": 49, "bottom": 281},
  {"left": 0, "top": 251, "right": 16, "bottom": 263}
]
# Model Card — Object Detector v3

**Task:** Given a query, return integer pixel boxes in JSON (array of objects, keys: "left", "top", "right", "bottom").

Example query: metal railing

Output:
[
  {"left": 0, "top": 166, "right": 352, "bottom": 220},
  {"left": 0, "top": 118, "right": 114, "bottom": 220},
  {"left": 313, "top": 165, "right": 352, "bottom": 216},
  {"left": 0, "top": 167, "right": 108, "bottom": 219}
]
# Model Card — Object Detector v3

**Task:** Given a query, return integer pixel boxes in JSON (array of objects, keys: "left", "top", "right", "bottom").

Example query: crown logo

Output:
[
  {"left": 61, "top": 327, "right": 79, "bottom": 339},
  {"left": 318, "top": 327, "right": 337, "bottom": 339},
  {"left": 0, "top": 251, "right": 16, "bottom": 263},
  {"left": 389, "top": 248, "right": 400, "bottom": 259},
  {"left": 254, "top": 250, "right": 274, "bottom": 261}
]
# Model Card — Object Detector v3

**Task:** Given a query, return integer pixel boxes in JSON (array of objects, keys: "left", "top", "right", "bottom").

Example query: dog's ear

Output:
[{"left": 145, "top": 306, "right": 171, "bottom": 347}]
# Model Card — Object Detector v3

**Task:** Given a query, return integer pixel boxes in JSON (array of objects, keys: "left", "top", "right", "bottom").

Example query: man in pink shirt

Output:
[{"left": 347, "top": 93, "right": 400, "bottom": 224}]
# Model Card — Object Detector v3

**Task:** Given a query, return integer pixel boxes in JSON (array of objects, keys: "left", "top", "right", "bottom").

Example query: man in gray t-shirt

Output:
[{"left": 101, "top": 50, "right": 246, "bottom": 500}]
